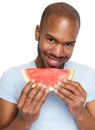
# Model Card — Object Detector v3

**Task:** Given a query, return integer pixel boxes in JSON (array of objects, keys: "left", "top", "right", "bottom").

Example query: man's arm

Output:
[
  {"left": 0, "top": 99, "right": 27, "bottom": 130},
  {"left": 0, "top": 81, "right": 49, "bottom": 130},
  {"left": 75, "top": 100, "right": 95, "bottom": 130},
  {"left": 0, "top": 99, "right": 18, "bottom": 129},
  {"left": 54, "top": 79, "right": 95, "bottom": 130}
]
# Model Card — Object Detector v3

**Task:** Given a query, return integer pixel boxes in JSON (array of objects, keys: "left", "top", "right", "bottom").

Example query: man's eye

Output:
[
  {"left": 47, "top": 38, "right": 54, "bottom": 43},
  {"left": 64, "top": 42, "right": 74, "bottom": 46}
]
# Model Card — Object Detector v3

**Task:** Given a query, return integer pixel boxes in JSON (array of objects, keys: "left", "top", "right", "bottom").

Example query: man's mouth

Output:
[{"left": 45, "top": 54, "right": 63, "bottom": 68}]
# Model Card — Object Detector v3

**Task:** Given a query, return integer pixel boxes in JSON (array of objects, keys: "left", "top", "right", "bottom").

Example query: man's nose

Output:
[{"left": 51, "top": 44, "right": 64, "bottom": 58}]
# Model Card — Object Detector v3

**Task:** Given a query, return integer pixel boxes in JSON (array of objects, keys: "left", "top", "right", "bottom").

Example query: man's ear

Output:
[{"left": 35, "top": 25, "right": 40, "bottom": 41}]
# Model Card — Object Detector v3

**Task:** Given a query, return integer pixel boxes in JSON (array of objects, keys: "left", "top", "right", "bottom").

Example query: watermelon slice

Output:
[{"left": 22, "top": 68, "right": 74, "bottom": 91}]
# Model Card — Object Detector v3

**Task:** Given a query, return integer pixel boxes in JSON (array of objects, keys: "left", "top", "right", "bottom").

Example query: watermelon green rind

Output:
[
  {"left": 22, "top": 68, "right": 74, "bottom": 91},
  {"left": 22, "top": 69, "right": 30, "bottom": 83},
  {"left": 48, "top": 87, "right": 54, "bottom": 92},
  {"left": 69, "top": 70, "right": 74, "bottom": 80}
]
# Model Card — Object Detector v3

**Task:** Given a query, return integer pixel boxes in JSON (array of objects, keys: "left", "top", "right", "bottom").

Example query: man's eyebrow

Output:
[
  {"left": 45, "top": 33, "right": 76, "bottom": 43},
  {"left": 45, "top": 33, "right": 60, "bottom": 42},
  {"left": 45, "top": 33, "right": 55, "bottom": 38}
]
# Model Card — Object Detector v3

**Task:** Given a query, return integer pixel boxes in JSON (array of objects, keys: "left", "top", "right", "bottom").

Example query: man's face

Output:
[{"left": 35, "top": 14, "right": 79, "bottom": 68}]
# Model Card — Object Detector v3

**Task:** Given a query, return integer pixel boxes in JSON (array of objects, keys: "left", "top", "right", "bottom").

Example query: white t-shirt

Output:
[{"left": 0, "top": 61, "right": 95, "bottom": 130}]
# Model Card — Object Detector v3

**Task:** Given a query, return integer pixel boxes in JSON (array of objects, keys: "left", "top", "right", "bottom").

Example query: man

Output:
[{"left": 0, "top": 2, "right": 95, "bottom": 130}]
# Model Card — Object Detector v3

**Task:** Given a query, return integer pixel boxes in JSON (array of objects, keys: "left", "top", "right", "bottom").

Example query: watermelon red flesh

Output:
[{"left": 22, "top": 68, "right": 74, "bottom": 91}]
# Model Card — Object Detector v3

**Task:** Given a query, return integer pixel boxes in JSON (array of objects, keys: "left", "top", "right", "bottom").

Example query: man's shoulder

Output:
[
  {"left": 65, "top": 61, "right": 95, "bottom": 72},
  {"left": 1, "top": 60, "right": 36, "bottom": 79},
  {"left": 16, "top": 60, "right": 36, "bottom": 69},
  {"left": 65, "top": 61, "right": 95, "bottom": 79}
]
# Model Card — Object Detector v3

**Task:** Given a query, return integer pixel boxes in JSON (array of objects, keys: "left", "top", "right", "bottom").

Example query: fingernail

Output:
[
  {"left": 54, "top": 84, "right": 59, "bottom": 88},
  {"left": 57, "top": 82, "right": 62, "bottom": 86},
  {"left": 31, "top": 79, "right": 35, "bottom": 82},
  {"left": 38, "top": 82, "right": 43, "bottom": 87},
  {"left": 63, "top": 79, "right": 68, "bottom": 83},
  {"left": 42, "top": 84, "right": 47, "bottom": 88},
  {"left": 46, "top": 89, "right": 49, "bottom": 93},
  {"left": 54, "top": 89, "right": 58, "bottom": 94}
]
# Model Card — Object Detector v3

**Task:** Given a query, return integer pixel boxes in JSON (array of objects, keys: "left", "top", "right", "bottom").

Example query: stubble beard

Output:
[{"left": 36, "top": 44, "right": 46, "bottom": 68}]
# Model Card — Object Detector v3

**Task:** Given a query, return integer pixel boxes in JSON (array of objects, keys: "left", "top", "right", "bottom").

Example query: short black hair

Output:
[{"left": 40, "top": 2, "right": 80, "bottom": 29}]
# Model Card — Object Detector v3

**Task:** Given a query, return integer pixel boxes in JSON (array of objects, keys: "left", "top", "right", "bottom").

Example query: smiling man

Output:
[
  {"left": 35, "top": 14, "right": 78, "bottom": 68},
  {"left": 0, "top": 2, "right": 95, "bottom": 130}
]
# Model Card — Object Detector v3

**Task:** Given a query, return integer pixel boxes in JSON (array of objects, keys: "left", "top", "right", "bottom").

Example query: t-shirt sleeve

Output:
[
  {"left": 0, "top": 67, "right": 17, "bottom": 104},
  {"left": 85, "top": 67, "right": 95, "bottom": 102}
]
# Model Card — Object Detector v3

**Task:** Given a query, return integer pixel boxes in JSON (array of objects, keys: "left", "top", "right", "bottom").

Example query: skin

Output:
[
  {"left": 0, "top": 14, "right": 95, "bottom": 130},
  {"left": 35, "top": 14, "right": 78, "bottom": 68}
]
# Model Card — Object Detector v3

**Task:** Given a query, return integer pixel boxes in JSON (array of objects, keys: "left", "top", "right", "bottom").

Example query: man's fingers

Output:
[
  {"left": 32, "top": 88, "right": 49, "bottom": 113},
  {"left": 28, "top": 85, "right": 49, "bottom": 114},
  {"left": 17, "top": 81, "right": 35, "bottom": 108},
  {"left": 18, "top": 82, "right": 49, "bottom": 115},
  {"left": 19, "top": 85, "right": 41, "bottom": 112},
  {"left": 63, "top": 80, "right": 86, "bottom": 96}
]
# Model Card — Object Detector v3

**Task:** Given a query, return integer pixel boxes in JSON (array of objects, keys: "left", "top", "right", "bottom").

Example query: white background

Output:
[{"left": 0, "top": 0, "right": 95, "bottom": 77}]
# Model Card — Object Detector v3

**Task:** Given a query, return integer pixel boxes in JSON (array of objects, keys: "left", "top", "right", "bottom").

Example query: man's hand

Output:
[
  {"left": 17, "top": 81, "right": 49, "bottom": 126},
  {"left": 54, "top": 79, "right": 87, "bottom": 118}
]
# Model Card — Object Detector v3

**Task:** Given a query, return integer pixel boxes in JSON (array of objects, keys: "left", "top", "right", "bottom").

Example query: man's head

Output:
[
  {"left": 40, "top": 2, "right": 80, "bottom": 30},
  {"left": 35, "top": 2, "right": 80, "bottom": 68}
]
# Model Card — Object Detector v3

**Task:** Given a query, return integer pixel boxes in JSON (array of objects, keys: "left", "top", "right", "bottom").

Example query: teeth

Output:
[
  {"left": 47, "top": 55, "right": 63, "bottom": 61},
  {"left": 46, "top": 55, "right": 62, "bottom": 67},
  {"left": 48, "top": 57, "right": 60, "bottom": 61}
]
